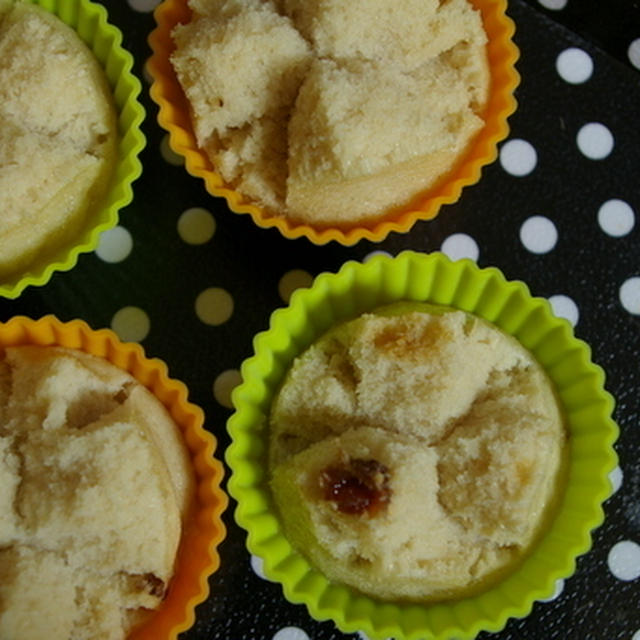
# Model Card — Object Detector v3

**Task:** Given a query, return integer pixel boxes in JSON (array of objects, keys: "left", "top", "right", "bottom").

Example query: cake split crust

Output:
[
  {"left": 171, "top": 0, "right": 489, "bottom": 225},
  {"left": 269, "top": 305, "right": 567, "bottom": 601},
  {"left": 0, "top": 347, "right": 195, "bottom": 640}
]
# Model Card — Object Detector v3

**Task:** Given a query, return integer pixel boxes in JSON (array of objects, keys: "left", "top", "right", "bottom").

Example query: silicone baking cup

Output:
[
  {"left": 148, "top": 0, "right": 519, "bottom": 245},
  {"left": 0, "top": 0, "right": 146, "bottom": 299},
  {"left": 0, "top": 315, "right": 227, "bottom": 640},
  {"left": 226, "top": 251, "right": 618, "bottom": 640}
]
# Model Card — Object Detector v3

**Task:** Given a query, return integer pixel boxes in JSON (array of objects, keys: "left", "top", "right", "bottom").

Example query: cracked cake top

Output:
[
  {"left": 0, "top": 346, "right": 194, "bottom": 640},
  {"left": 269, "top": 304, "right": 567, "bottom": 601}
]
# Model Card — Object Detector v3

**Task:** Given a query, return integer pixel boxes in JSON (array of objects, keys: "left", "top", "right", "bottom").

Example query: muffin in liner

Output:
[
  {"left": 147, "top": 0, "right": 519, "bottom": 246},
  {"left": 0, "top": 315, "right": 227, "bottom": 640},
  {"left": 226, "top": 251, "right": 618, "bottom": 640},
  {"left": 0, "top": 0, "right": 146, "bottom": 299}
]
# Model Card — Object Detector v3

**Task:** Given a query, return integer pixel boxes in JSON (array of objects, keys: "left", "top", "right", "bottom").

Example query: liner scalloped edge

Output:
[
  {"left": 226, "top": 251, "right": 618, "bottom": 640},
  {"left": 0, "top": 0, "right": 146, "bottom": 299},
  {"left": 0, "top": 315, "right": 228, "bottom": 640},
  {"left": 147, "top": 0, "right": 519, "bottom": 246}
]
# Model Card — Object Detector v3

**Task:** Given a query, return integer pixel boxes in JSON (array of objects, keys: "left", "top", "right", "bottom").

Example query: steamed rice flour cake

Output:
[
  {"left": 269, "top": 305, "right": 567, "bottom": 601},
  {"left": 0, "top": 1, "right": 118, "bottom": 281},
  {"left": 0, "top": 346, "right": 194, "bottom": 640},
  {"left": 171, "top": 0, "right": 489, "bottom": 225}
]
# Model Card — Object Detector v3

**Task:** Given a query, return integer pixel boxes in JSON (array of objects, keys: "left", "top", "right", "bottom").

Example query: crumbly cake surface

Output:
[
  {"left": 269, "top": 305, "right": 566, "bottom": 601},
  {"left": 0, "top": 347, "right": 194, "bottom": 640},
  {"left": 171, "top": 0, "right": 488, "bottom": 225},
  {"left": 0, "top": 1, "right": 117, "bottom": 280}
]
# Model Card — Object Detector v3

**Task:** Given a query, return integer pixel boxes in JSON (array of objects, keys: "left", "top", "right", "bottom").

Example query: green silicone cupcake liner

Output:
[
  {"left": 226, "top": 250, "right": 619, "bottom": 640},
  {"left": 0, "top": 0, "right": 146, "bottom": 299}
]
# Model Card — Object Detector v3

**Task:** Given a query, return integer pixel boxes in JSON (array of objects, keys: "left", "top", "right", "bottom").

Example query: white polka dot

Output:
[
  {"left": 142, "top": 58, "right": 154, "bottom": 84},
  {"left": 272, "top": 627, "right": 310, "bottom": 640},
  {"left": 111, "top": 307, "right": 150, "bottom": 343},
  {"left": 608, "top": 540, "right": 640, "bottom": 581},
  {"left": 278, "top": 269, "right": 313, "bottom": 304},
  {"left": 126, "top": 0, "right": 161, "bottom": 11},
  {"left": 537, "top": 0, "right": 568, "bottom": 9},
  {"left": 177, "top": 207, "right": 216, "bottom": 245},
  {"left": 609, "top": 466, "right": 623, "bottom": 495},
  {"left": 598, "top": 199, "right": 635, "bottom": 237},
  {"left": 620, "top": 277, "right": 640, "bottom": 315},
  {"left": 548, "top": 294, "right": 579, "bottom": 327},
  {"left": 632, "top": 629, "right": 640, "bottom": 640},
  {"left": 499, "top": 139, "right": 538, "bottom": 177},
  {"left": 213, "top": 369, "right": 241, "bottom": 409},
  {"left": 363, "top": 250, "right": 392, "bottom": 262},
  {"left": 628, "top": 38, "right": 640, "bottom": 70},
  {"left": 250, "top": 554, "right": 275, "bottom": 581},
  {"left": 95, "top": 226, "right": 133, "bottom": 263},
  {"left": 520, "top": 216, "right": 558, "bottom": 254},
  {"left": 539, "top": 578, "right": 565, "bottom": 602},
  {"left": 576, "top": 122, "right": 614, "bottom": 160},
  {"left": 440, "top": 233, "right": 480, "bottom": 262},
  {"left": 160, "top": 134, "right": 184, "bottom": 166},
  {"left": 195, "top": 287, "right": 234, "bottom": 326},
  {"left": 556, "top": 48, "right": 593, "bottom": 84}
]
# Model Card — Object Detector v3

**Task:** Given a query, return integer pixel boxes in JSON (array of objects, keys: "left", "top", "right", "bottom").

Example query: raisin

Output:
[
  {"left": 132, "top": 572, "right": 165, "bottom": 598},
  {"left": 319, "top": 458, "right": 391, "bottom": 516}
]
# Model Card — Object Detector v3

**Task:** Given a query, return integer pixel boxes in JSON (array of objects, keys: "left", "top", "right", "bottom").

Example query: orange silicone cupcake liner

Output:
[
  {"left": 0, "top": 315, "right": 228, "bottom": 640},
  {"left": 148, "top": 0, "right": 519, "bottom": 246}
]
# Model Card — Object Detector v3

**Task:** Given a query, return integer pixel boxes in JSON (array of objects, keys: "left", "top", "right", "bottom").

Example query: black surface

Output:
[{"left": 2, "top": 1, "right": 639, "bottom": 639}]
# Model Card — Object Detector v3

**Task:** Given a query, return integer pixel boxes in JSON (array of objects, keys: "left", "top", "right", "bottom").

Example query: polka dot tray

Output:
[{"left": 1, "top": 1, "right": 639, "bottom": 639}]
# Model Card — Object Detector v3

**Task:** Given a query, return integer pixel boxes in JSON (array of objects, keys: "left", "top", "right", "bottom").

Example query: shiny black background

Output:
[{"left": 1, "top": 1, "right": 638, "bottom": 639}]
